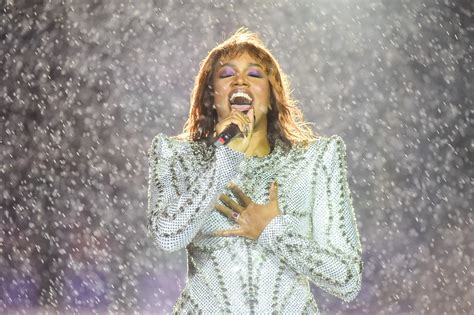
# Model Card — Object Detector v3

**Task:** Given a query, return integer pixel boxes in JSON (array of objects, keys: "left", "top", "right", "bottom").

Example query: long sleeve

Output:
[
  {"left": 146, "top": 133, "right": 244, "bottom": 252},
  {"left": 257, "top": 135, "right": 363, "bottom": 302}
]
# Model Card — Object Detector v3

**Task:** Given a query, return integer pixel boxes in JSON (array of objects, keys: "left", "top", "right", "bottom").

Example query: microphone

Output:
[
  {"left": 213, "top": 109, "right": 252, "bottom": 147},
  {"left": 213, "top": 123, "right": 241, "bottom": 147}
]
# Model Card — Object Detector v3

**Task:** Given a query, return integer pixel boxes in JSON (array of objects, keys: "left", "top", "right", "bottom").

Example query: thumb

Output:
[{"left": 269, "top": 180, "right": 278, "bottom": 202}]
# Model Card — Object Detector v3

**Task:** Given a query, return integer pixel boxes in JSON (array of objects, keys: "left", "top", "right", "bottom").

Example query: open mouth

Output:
[{"left": 229, "top": 91, "right": 253, "bottom": 112}]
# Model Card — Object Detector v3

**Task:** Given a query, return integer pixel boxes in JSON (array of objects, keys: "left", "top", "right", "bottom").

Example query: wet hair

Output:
[{"left": 179, "top": 27, "right": 317, "bottom": 149}]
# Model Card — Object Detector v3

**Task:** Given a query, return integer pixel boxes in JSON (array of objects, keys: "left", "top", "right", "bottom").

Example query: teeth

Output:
[{"left": 229, "top": 91, "right": 253, "bottom": 103}]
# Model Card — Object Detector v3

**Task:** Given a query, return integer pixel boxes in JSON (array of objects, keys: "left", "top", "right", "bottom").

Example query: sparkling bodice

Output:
[{"left": 147, "top": 133, "right": 363, "bottom": 314}]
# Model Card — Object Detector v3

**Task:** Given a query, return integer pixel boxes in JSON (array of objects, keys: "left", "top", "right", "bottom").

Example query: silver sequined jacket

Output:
[{"left": 147, "top": 133, "right": 363, "bottom": 314}]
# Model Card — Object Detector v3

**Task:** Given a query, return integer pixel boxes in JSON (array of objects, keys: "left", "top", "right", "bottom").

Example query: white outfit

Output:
[{"left": 147, "top": 133, "right": 363, "bottom": 314}]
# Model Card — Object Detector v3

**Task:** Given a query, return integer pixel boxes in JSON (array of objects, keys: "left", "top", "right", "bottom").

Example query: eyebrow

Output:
[{"left": 219, "top": 62, "right": 264, "bottom": 70}]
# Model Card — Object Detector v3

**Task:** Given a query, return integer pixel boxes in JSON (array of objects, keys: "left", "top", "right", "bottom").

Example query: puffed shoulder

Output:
[
  {"left": 325, "top": 135, "right": 347, "bottom": 158},
  {"left": 313, "top": 134, "right": 345, "bottom": 148},
  {"left": 301, "top": 134, "right": 347, "bottom": 160},
  {"left": 147, "top": 133, "right": 229, "bottom": 166},
  {"left": 148, "top": 133, "right": 187, "bottom": 159},
  {"left": 327, "top": 134, "right": 346, "bottom": 151},
  {"left": 317, "top": 135, "right": 350, "bottom": 177},
  {"left": 148, "top": 133, "right": 205, "bottom": 156},
  {"left": 147, "top": 133, "right": 173, "bottom": 162}
]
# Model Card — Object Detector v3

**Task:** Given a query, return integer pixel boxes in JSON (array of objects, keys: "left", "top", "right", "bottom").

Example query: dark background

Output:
[{"left": 1, "top": 0, "right": 472, "bottom": 314}]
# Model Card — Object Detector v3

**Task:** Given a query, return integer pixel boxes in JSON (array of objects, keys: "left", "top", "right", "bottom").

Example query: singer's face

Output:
[{"left": 212, "top": 51, "right": 271, "bottom": 130}]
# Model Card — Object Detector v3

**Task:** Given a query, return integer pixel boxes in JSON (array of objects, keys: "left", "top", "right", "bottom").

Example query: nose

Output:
[{"left": 233, "top": 72, "right": 249, "bottom": 86}]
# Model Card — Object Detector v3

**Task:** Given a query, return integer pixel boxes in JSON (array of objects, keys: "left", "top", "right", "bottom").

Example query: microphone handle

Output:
[{"left": 213, "top": 123, "right": 241, "bottom": 147}]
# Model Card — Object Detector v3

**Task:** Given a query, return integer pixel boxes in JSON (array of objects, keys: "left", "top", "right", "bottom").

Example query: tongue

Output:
[
  {"left": 231, "top": 96, "right": 252, "bottom": 105},
  {"left": 231, "top": 104, "right": 252, "bottom": 112}
]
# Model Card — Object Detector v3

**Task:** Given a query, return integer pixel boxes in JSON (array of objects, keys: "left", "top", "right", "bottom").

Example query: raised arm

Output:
[
  {"left": 146, "top": 133, "right": 244, "bottom": 252},
  {"left": 257, "top": 135, "right": 363, "bottom": 301}
]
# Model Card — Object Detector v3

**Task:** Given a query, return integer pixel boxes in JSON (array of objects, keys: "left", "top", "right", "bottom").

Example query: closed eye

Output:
[
  {"left": 219, "top": 67, "right": 235, "bottom": 78},
  {"left": 248, "top": 69, "right": 263, "bottom": 78}
]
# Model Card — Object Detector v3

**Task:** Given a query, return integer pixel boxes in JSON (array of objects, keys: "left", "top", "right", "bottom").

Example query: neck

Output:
[{"left": 244, "top": 118, "right": 271, "bottom": 157}]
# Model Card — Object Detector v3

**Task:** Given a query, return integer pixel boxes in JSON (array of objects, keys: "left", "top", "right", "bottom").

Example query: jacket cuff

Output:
[{"left": 257, "top": 214, "right": 299, "bottom": 248}]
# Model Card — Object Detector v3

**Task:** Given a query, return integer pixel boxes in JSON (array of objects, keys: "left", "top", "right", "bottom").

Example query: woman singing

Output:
[{"left": 147, "top": 28, "right": 363, "bottom": 314}]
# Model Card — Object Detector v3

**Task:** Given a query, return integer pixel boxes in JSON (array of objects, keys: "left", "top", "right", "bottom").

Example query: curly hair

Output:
[{"left": 179, "top": 27, "right": 318, "bottom": 149}]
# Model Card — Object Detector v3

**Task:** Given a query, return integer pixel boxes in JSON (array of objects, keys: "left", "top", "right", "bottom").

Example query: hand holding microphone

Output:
[{"left": 213, "top": 108, "right": 254, "bottom": 153}]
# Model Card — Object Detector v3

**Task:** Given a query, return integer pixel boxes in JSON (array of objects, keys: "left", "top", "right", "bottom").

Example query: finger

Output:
[
  {"left": 214, "top": 203, "right": 244, "bottom": 224},
  {"left": 231, "top": 108, "right": 250, "bottom": 121},
  {"left": 230, "top": 110, "right": 251, "bottom": 128},
  {"left": 227, "top": 117, "right": 249, "bottom": 137},
  {"left": 232, "top": 112, "right": 251, "bottom": 136},
  {"left": 214, "top": 202, "right": 234, "bottom": 218},
  {"left": 247, "top": 110, "right": 255, "bottom": 138},
  {"left": 246, "top": 107, "right": 254, "bottom": 125},
  {"left": 219, "top": 194, "right": 244, "bottom": 213},
  {"left": 269, "top": 180, "right": 278, "bottom": 202},
  {"left": 215, "top": 113, "right": 249, "bottom": 135},
  {"left": 227, "top": 183, "right": 252, "bottom": 207},
  {"left": 213, "top": 228, "right": 246, "bottom": 237},
  {"left": 230, "top": 109, "right": 250, "bottom": 125},
  {"left": 241, "top": 109, "right": 253, "bottom": 135}
]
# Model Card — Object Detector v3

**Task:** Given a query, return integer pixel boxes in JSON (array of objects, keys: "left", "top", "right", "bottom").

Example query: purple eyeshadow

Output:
[
  {"left": 248, "top": 69, "right": 261, "bottom": 76},
  {"left": 220, "top": 67, "right": 235, "bottom": 77}
]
